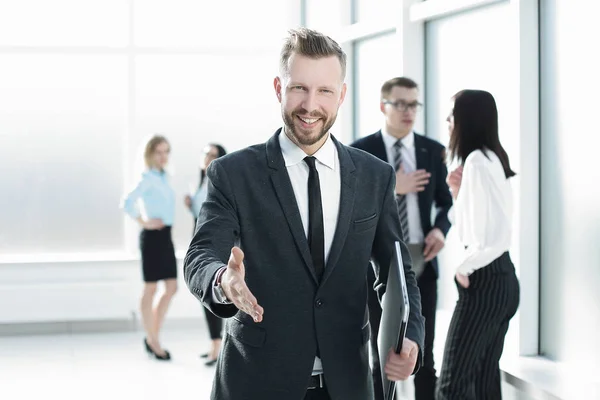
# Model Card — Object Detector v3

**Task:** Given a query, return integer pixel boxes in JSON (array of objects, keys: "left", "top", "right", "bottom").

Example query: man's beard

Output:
[{"left": 282, "top": 108, "right": 337, "bottom": 147}]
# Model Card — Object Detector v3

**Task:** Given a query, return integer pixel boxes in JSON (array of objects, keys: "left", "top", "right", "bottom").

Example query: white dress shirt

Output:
[
  {"left": 381, "top": 129, "right": 425, "bottom": 244},
  {"left": 279, "top": 129, "right": 341, "bottom": 375},
  {"left": 451, "top": 149, "right": 513, "bottom": 275}
]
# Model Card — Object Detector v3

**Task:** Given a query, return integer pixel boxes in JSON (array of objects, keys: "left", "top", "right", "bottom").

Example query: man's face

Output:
[
  {"left": 274, "top": 53, "right": 346, "bottom": 149},
  {"left": 381, "top": 86, "right": 420, "bottom": 135}
]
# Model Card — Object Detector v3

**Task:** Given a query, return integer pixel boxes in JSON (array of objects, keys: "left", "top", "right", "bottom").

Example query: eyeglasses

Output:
[{"left": 382, "top": 100, "right": 423, "bottom": 112}]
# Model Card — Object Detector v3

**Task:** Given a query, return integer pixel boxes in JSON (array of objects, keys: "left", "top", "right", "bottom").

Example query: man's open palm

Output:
[{"left": 221, "top": 246, "right": 264, "bottom": 322}]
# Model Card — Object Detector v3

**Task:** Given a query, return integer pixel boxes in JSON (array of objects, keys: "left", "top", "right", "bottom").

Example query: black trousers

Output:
[
  {"left": 366, "top": 263, "right": 438, "bottom": 400},
  {"left": 414, "top": 266, "right": 438, "bottom": 400},
  {"left": 193, "top": 219, "right": 223, "bottom": 341},
  {"left": 204, "top": 306, "right": 223, "bottom": 340},
  {"left": 437, "top": 252, "right": 520, "bottom": 400}
]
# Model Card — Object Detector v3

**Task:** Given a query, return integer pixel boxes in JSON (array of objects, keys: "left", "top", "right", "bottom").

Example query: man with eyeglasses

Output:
[{"left": 351, "top": 77, "right": 453, "bottom": 400}]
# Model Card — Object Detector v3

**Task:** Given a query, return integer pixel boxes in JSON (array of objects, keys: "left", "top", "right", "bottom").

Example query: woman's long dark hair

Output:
[
  {"left": 449, "top": 90, "right": 516, "bottom": 178},
  {"left": 199, "top": 143, "right": 227, "bottom": 186}
]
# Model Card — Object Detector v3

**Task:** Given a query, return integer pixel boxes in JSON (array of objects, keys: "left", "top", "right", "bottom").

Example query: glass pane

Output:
[
  {"left": 305, "top": 0, "right": 346, "bottom": 35},
  {"left": 424, "top": 1, "right": 520, "bottom": 354},
  {"left": 134, "top": 0, "right": 297, "bottom": 49},
  {"left": 354, "top": 32, "right": 402, "bottom": 139},
  {"left": 354, "top": 0, "right": 396, "bottom": 24},
  {"left": 0, "top": 0, "right": 129, "bottom": 47},
  {"left": 425, "top": 2, "right": 517, "bottom": 160},
  {"left": 540, "top": 0, "right": 600, "bottom": 371},
  {"left": 133, "top": 53, "right": 283, "bottom": 250},
  {"left": 0, "top": 55, "right": 128, "bottom": 255}
]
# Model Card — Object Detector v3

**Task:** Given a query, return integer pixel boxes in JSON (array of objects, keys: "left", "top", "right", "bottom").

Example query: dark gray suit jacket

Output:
[
  {"left": 351, "top": 131, "right": 453, "bottom": 277},
  {"left": 184, "top": 129, "right": 425, "bottom": 400}
]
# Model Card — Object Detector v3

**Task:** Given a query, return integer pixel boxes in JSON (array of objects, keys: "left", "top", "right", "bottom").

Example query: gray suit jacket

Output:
[{"left": 184, "top": 129, "right": 425, "bottom": 400}]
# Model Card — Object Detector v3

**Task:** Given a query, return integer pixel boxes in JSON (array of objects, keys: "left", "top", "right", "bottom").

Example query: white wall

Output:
[
  {"left": 539, "top": 0, "right": 600, "bottom": 374},
  {"left": 0, "top": 258, "right": 203, "bottom": 324}
]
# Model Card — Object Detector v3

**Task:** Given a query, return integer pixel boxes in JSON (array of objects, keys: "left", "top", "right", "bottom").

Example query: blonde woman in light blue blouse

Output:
[{"left": 121, "top": 135, "right": 177, "bottom": 361}]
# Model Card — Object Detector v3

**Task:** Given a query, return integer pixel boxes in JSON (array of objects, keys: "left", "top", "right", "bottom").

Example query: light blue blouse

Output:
[{"left": 121, "top": 169, "right": 175, "bottom": 226}]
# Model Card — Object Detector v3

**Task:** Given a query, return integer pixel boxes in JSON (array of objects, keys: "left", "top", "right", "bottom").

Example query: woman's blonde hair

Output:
[{"left": 144, "top": 135, "right": 170, "bottom": 169}]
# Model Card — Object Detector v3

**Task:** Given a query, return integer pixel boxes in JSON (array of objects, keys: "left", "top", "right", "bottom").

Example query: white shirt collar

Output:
[
  {"left": 279, "top": 128, "right": 337, "bottom": 171},
  {"left": 381, "top": 128, "right": 415, "bottom": 150}
]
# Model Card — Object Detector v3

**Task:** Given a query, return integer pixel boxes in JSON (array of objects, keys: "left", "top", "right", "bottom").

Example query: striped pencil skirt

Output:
[{"left": 437, "top": 252, "right": 520, "bottom": 400}]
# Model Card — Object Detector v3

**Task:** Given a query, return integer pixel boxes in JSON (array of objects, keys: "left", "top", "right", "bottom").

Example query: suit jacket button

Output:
[{"left": 315, "top": 298, "right": 324, "bottom": 308}]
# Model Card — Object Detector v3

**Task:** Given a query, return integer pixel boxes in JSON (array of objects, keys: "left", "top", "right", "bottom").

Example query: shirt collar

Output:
[
  {"left": 381, "top": 128, "right": 415, "bottom": 150},
  {"left": 148, "top": 168, "right": 166, "bottom": 177},
  {"left": 279, "top": 128, "right": 337, "bottom": 171}
]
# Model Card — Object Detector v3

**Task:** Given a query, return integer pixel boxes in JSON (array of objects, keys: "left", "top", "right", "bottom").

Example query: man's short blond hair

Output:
[{"left": 280, "top": 28, "right": 347, "bottom": 79}]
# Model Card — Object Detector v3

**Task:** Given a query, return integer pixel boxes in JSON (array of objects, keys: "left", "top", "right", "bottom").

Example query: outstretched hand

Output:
[{"left": 220, "top": 247, "right": 264, "bottom": 322}]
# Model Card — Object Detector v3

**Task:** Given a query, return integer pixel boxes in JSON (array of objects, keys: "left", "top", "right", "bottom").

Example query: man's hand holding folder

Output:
[{"left": 384, "top": 338, "right": 419, "bottom": 381}]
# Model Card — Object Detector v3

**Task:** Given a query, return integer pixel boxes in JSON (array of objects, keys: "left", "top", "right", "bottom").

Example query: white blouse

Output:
[
  {"left": 450, "top": 149, "right": 513, "bottom": 275},
  {"left": 191, "top": 179, "right": 208, "bottom": 218}
]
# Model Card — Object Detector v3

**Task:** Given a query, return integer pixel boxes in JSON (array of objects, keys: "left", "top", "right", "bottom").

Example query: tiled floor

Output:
[
  {"left": 0, "top": 313, "right": 460, "bottom": 400},
  {"left": 0, "top": 312, "right": 559, "bottom": 400},
  {"left": 0, "top": 315, "right": 451, "bottom": 400},
  {"left": 0, "top": 328, "right": 216, "bottom": 400}
]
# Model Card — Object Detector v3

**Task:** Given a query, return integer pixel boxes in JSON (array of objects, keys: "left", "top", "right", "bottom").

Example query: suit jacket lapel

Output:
[
  {"left": 414, "top": 133, "right": 430, "bottom": 230},
  {"left": 266, "top": 129, "right": 317, "bottom": 284},
  {"left": 321, "top": 136, "right": 356, "bottom": 286}
]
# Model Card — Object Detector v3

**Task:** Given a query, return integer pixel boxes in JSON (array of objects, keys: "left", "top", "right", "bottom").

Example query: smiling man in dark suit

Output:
[
  {"left": 351, "top": 77, "right": 453, "bottom": 400},
  {"left": 183, "top": 30, "right": 425, "bottom": 400}
]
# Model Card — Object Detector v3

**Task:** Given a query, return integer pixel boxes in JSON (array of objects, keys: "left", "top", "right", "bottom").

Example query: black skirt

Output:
[{"left": 139, "top": 226, "right": 177, "bottom": 283}]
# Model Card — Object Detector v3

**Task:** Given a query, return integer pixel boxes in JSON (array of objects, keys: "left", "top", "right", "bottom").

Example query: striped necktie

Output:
[{"left": 393, "top": 140, "right": 410, "bottom": 242}]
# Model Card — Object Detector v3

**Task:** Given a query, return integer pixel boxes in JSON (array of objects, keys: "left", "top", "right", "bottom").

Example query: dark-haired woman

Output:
[
  {"left": 437, "top": 90, "right": 520, "bottom": 400},
  {"left": 184, "top": 143, "right": 227, "bottom": 366}
]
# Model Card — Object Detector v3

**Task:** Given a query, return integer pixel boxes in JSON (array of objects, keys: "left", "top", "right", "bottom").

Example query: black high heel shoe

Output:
[
  {"left": 204, "top": 358, "right": 218, "bottom": 367},
  {"left": 144, "top": 338, "right": 171, "bottom": 361}
]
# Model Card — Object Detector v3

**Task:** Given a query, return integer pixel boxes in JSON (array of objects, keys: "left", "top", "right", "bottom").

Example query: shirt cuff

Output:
[
  {"left": 447, "top": 205, "right": 455, "bottom": 225},
  {"left": 212, "top": 267, "right": 233, "bottom": 305}
]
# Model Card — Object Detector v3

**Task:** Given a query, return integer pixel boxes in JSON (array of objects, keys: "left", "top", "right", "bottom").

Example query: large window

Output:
[
  {"left": 305, "top": 0, "right": 348, "bottom": 35},
  {"left": 353, "top": 0, "right": 396, "bottom": 24},
  {"left": 0, "top": 0, "right": 129, "bottom": 47},
  {"left": 353, "top": 32, "right": 402, "bottom": 139},
  {"left": 540, "top": 0, "right": 600, "bottom": 372},
  {"left": 0, "top": 55, "right": 128, "bottom": 254},
  {"left": 134, "top": 0, "right": 293, "bottom": 50},
  {"left": 0, "top": 0, "right": 297, "bottom": 258},
  {"left": 424, "top": 1, "right": 521, "bottom": 353}
]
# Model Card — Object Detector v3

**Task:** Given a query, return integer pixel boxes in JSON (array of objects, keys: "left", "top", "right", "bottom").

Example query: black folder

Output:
[{"left": 377, "top": 241, "right": 410, "bottom": 400}]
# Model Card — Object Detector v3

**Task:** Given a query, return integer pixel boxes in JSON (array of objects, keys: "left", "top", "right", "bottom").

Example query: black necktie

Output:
[{"left": 304, "top": 156, "right": 325, "bottom": 281}]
